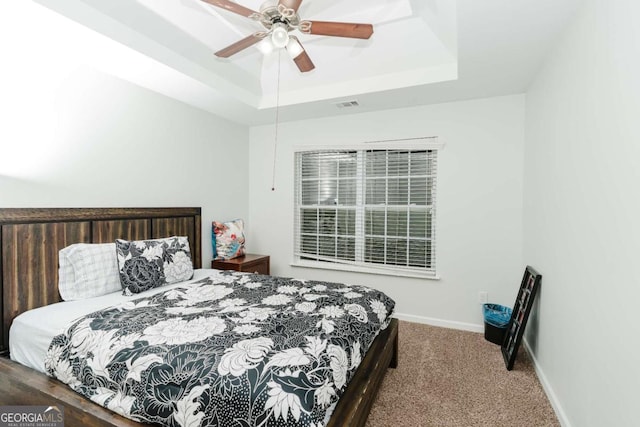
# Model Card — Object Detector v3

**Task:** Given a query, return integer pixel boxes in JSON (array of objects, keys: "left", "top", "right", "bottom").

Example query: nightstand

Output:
[{"left": 211, "top": 254, "right": 270, "bottom": 275}]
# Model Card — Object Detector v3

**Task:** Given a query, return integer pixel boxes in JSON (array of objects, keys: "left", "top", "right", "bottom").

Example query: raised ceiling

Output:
[{"left": 35, "top": 0, "right": 582, "bottom": 125}]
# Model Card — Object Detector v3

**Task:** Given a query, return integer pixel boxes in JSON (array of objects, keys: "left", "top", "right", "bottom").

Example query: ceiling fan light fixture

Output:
[
  {"left": 271, "top": 23, "right": 289, "bottom": 48},
  {"left": 257, "top": 38, "right": 275, "bottom": 55},
  {"left": 285, "top": 37, "right": 303, "bottom": 58}
]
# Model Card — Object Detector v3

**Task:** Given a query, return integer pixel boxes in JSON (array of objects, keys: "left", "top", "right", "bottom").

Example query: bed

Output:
[{"left": 0, "top": 208, "right": 398, "bottom": 426}]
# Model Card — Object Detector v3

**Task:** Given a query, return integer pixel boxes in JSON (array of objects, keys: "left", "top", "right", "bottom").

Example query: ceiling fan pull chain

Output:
[{"left": 271, "top": 49, "right": 283, "bottom": 192}]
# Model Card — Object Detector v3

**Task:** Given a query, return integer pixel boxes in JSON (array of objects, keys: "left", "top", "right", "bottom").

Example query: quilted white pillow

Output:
[{"left": 58, "top": 243, "right": 121, "bottom": 301}]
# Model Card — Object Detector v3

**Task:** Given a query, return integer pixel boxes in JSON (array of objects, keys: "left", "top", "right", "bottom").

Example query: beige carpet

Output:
[{"left": 366, "top": 321, "right": 559, "bottom": 427}]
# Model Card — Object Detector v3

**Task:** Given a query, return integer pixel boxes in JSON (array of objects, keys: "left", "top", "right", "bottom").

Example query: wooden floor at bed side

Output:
[{"left": 0, "top": 318, "right": 398, "bottom": 427}]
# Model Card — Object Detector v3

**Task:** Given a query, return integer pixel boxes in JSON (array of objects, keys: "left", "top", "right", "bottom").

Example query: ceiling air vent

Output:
[{"left": 334, "top": 100, "right": 360, "bottom": 109}]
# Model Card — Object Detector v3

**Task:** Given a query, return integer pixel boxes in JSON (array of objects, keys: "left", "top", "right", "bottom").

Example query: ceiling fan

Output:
[{"left": 201, "top": 0, "right": 374, "bottom": 73}]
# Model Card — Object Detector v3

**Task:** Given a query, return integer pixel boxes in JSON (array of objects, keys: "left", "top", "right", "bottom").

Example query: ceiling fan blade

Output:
[
  {"left": 215, "top": 33, "right": 265, "bottom": 58},
  {"left": 287, "top": 37, "right": 315, "bottom": 73},
  {"left": 201, "top": 0, "right": 258, "bottom": 18},
  {"left": 303, "top": 20, "right": 374, "bottom": 39},
  {"left": 278, "top": 0, "right": 303, "bottom": 12},
  {"left": 293, "top": 50, "right": 315, "bottom": 73}
]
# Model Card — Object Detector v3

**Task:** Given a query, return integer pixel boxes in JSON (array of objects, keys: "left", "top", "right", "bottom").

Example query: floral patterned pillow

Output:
[
  {"left": 212, "top": 219, "right": 246, "bottom": 260},
  {"left": 116, "top": 236, "right": 193, "bottom": 295}
]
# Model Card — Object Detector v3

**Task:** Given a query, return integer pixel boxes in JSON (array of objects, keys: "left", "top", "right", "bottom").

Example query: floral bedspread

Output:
[{"left": 45, "top": 271, "right": 395, "bottom": 427}]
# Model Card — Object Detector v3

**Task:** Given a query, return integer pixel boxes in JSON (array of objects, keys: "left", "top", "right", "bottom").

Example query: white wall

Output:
[
  {"left": 249, "top": 95, "right": 525, "bottom": 328},
  {"left": 0, "top": 2, "right": 249, "bottom": 264},
  {"left": 523, "top": 0, "right": 640, "bottom": 426}
]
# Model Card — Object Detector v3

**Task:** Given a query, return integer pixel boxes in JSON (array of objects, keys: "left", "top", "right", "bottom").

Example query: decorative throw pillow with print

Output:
[
  {"left": 212, "top": 219, "right": 246, "bottom": 260},
  {"left": 116, "top": 236, "right": 193, "bottom": 295}
]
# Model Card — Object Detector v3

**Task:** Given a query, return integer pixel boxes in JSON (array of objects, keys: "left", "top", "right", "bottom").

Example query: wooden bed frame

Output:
[{"left": 0, "top": 207, "right": 398, "bottom": 426}]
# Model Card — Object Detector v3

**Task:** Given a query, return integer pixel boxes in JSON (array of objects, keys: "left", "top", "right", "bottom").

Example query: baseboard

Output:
[
  {"left": 393, "top": 312, "right": 484, "bottom": 333},
  {"left": 522, "top": 339, "right": 572, "bottom": 427}
]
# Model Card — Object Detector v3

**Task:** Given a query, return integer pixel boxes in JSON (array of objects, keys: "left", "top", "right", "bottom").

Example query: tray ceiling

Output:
[{"left": 32, "top": 0, "right": 582, "bottom": 125}]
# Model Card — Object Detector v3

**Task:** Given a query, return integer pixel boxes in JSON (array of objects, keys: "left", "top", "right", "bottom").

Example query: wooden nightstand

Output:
[{"left": 211, "top": 254, "right": 270, "bottom": 275}]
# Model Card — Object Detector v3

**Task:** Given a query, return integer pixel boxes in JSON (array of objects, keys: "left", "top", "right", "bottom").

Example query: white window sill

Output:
[{"left": 290, "top": 259, "right": 441, "bottom": 280}]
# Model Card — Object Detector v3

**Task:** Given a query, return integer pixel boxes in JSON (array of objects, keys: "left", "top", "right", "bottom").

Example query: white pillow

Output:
[{"left": 58, "top": 243, "right": 121, "bottom": 300}]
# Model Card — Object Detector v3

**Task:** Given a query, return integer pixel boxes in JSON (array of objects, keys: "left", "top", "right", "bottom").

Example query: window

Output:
[{"left": 294, "top": 141, "right": 440, "bottom": 278}]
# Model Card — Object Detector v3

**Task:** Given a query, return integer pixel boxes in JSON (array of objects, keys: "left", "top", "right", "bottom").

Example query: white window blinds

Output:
[{"left": 294, "top": 145, "right": 439, "bottom": 277}]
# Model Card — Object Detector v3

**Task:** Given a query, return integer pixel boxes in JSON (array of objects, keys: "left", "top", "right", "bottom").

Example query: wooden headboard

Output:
[{"left": 0, "top": 207, "right": 202, "bottom": 354}]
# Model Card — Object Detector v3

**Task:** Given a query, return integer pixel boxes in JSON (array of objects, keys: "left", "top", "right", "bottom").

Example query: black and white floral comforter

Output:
[{"left": 45, "top": 271, "right": 395, "bottom": 427}]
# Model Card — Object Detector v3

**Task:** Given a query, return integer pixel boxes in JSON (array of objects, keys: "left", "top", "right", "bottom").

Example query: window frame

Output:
[{"left": 292, "top": 138, "right": 444, "bottom": 279}]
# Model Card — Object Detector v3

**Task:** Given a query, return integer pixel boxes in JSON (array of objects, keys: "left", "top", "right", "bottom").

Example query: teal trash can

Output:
[{"left": 483, "top": 303, "right": 512, "bottom": 345}]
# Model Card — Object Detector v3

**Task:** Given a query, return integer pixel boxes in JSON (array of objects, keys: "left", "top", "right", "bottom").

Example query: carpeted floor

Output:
[{"left": 365, "top": 321, "right": 559, "bottom": 427}]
